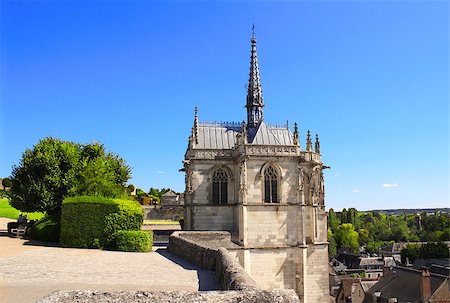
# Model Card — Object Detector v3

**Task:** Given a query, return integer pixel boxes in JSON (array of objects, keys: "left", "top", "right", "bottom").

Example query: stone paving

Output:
[{"left": 0, "top": 218, "right": 218, "bottom": 303}]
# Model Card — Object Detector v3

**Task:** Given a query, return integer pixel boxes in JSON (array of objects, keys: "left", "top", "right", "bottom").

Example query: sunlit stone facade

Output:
[{"left": 182, "top": 31, "right": 329, "bottom": 302}]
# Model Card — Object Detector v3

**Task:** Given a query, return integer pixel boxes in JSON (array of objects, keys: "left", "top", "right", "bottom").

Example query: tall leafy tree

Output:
[
  {"left": 10, "top": 138, "right": 131, "bottom": 215},
  {"left": 335, "top": 223, "right": 359, "bottom": 253},
  {"left": 10, "top": 138, "right": 81, "bottom": 214}
]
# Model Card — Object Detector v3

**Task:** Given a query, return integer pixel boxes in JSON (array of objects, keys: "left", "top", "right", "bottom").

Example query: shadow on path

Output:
[
  {"left": 0, "top": 230, "right": 60, "bottom": 247},
  {"left": 156, "top": 248, "right": 220, "bottom": 291}
]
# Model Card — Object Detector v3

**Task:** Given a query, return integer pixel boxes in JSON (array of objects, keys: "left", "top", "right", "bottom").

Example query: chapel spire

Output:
[{"left": 246, "top": 25, "right": 264, "bottom": 128}]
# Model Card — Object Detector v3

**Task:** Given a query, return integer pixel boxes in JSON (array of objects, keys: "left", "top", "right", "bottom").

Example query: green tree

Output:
[
  {"left": 2, "top": 177, "right": 12, "bottom": 189},
  {"left": 347, "top": 208, "right": 358, "bottom": 227},
  {"left": 69, "top": 143, "right": 130, "bottom": 198},
  {"left": 328, "top": 228, "right": 337, "bottom": 256},
  {"left": 335, "top": 223, "right": 359, "bottom": 253},
  {"left": 328, "top": 208, "right": 340, "bottom": 233},
  {"left": 10, "top": 137, "right": 131, "bottom": 215},
  {"left": 358, "top": 228, "right": 370, "bottom": 246},
  {"left": 127, "top": 184, "right": 135, "bottom": 193},
  {"left": 10, "top": 138, "right": 81, "bottom": 214},
  {"left": 341, "top": 208, "right": 348, "bottom": 224}
]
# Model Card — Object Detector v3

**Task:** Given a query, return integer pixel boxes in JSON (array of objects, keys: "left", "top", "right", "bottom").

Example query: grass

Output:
[
  {"left": 0, "top": 198, "right": 45, "bottom": 220},
  {"left": 143, "top": 220, "right": 180, "bottom": 225}
]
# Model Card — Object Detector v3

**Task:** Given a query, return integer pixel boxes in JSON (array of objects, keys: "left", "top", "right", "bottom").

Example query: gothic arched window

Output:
[
  {"left": 212, "top": 168, "right": 228, "bottom": 204},
  {"left": 264, "top": 165, "right": 279, "bottom": 203}
]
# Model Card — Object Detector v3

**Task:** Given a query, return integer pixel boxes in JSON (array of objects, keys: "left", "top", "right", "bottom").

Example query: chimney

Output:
[{"left": 421, "top": 267, "right": 431, "bottom": 302}]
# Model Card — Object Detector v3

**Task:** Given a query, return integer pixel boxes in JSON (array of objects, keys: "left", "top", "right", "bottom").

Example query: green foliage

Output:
[
  {"left": 27, "top": 215, "right": 61, "bottom": 242},
  {"left": 10, "top": 138, "right": 131, "bottom": 215},
  {"left": 10, "top": 138, "right": 81, "bottom": 214},
  {"left": 104, "top": 200, "right": 143, "bottom": 245},
  {"left": 0, "top": 190, "right": 10, "bottom": 199},
  {"left": 328, "top": 208, "right": 340, "bottom": 233},
  {"left": 115, "top": 230, "right": 153, "bottom": 252},
  {"left": 329, "top": 208, "right": 450, "bottom": 255},
  {"left": 0, "top": 198, "right": 44, "bottom": 220},
  {"left": 2, "top": 177, "right": 12, "bottom": 188},
  {"left": 328, "top": 228, "right": 337, "bottom": 256},
  {"left": 68, "top": 142, "right": 130, "bottom": 198},
  {"left": 60, "top": 196, "right": 143, "bottom": 249},
  {"left": 334, "top": 223, "right": 359, "bottom": 253},
  {"left": 400, "top": 242, "right": 449, "bottom": 264}
]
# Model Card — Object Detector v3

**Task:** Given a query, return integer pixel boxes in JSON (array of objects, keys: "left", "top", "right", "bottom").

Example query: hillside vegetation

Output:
[{"left": 328, "top": 208, "right": 449, "bottom": 256}]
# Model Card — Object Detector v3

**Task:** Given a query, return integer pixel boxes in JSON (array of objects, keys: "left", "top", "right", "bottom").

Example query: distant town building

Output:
[
  {"left": 161, "top": 190, "right": 178, "bottom": 205},
  {"left": 182, "top": 30, "right": 329, "bottom": 302},
  {"left": 335, "top": 278, "right": 365, "bottom": 303},
  {"left": 366, "top": 266, "right": 450, "bottom": 303}
]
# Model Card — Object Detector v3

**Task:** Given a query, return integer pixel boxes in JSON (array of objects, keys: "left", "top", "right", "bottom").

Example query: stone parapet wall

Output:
[
  {"left": 168, "top": 231, "right": 221, "bottom": 270},
  {"left": 37, "top": 290, "right": 300, "bottom": 303},
  {"left": 168, "top": 231, "right": 273, "bottom": 294},
  {"left": 215, "top": 247, "right": 260, "bottom": 291},
  {"left": 142, "top": 205, "right": 184, "bottom": 221}
]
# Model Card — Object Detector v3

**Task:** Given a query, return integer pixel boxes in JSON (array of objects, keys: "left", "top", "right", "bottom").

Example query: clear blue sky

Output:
[{"left": 1, "top": 1, "right": 448, "bottom": 211}]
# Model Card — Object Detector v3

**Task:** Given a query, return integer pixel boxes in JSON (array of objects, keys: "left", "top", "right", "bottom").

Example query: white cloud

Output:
[
  {"left": 334, "top": 173, "right": 340, "bottom": 177},
  {"left": 352, "top": 189, "right": 360, "bottom": 193},
  {"left": 157, "top": 171, "right": 165, "bottom": 175},
  {"left": 381, "top": 183, "right": 399, "bottom": 188}
]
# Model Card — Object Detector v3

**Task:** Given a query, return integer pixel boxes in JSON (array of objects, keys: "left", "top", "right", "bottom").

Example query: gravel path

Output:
[{"left": 0, "top": 217, "right": 218, "bottom": 303}]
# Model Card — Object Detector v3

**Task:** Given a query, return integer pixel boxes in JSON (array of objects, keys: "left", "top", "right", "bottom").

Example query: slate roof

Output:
[
  {"left": 367, "top": 266, "right": 448, "bottom": 302},
  {"left": 413, "top": 258, "right": 450, "bottom": 271},
  {"left": 196, "top": 121, "right": 294, "bottom": 149},
  {"left": 359, "top": 257, "right": 384, "bottom": 267},
  {"left": 197, "top": 123, "right": 240, "bottom": 149},
  {"left": 249, "top": 121, "right": 294, "bottom": 145},
  {"left": 162, "top": 190, "right": 177, "bottom": 197}
]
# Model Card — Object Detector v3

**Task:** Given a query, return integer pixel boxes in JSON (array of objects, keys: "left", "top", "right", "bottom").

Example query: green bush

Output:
[
  {"left": 115, "top": 230, "right": 153, "bottom": 252},
  {"left": 60, "top": 196, "right": 143, "bottom": 248},
  {"left": 27, "top": 215, "right": 61, "bottom": 242}
]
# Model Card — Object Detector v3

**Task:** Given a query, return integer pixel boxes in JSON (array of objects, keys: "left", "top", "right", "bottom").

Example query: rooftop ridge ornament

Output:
[
  {"left": 315, "top": 134, "right": 321, "bottom": 154},
  {"left": 293, "top": 122, "right": 299, "bottom": 146},
  {"left": 199, "top": 121, "right": 242, "bottom": 128},
  {"left": 306, "top": 130, "right": 313, "bottom": 152},
  {"left": 193, "top": 106, "right": 199, "bottom": 145},
  {"left": 246, "top": 26, "right": 264, "bottom": 128}
]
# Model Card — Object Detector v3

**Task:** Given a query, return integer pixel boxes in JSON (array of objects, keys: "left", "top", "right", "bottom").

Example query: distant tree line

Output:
[{"left": 328, "top": 208, "right": 450, "bottom": 256}]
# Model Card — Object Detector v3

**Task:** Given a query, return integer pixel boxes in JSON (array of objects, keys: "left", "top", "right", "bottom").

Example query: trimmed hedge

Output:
[
  {"left": 60, "top": 196, "right": 143, "bottom": 248},
  {"left": 115, "top": 230, "right": 153, "bottom": 252},
  {"left": 27, "top": 215, "right": 60, "bottom": 242}
]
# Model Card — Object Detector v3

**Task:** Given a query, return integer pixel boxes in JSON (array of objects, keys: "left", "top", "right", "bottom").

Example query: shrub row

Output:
[
  {"left": 27, "top": 215, "right": 60, "bottom": 242},
  {"left": 115, "top": 230, "right": 153, "bottom": 252},
  {"left": 60, "top": 196, "right": 143, "bottom": 249}
]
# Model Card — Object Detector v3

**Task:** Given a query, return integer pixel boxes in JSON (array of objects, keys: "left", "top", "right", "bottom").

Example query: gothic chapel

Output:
[{"left": 182, "top": 31, "right": 329, "bottom": 302}]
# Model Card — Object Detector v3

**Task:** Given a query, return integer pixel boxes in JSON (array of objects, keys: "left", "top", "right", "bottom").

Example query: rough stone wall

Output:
[
  {"left": 142, "top": 205, "right": 184, "bottom": 221},
  {"left": 168, "top": 232, "right": 265, "bottom": 293},
  {"left": 37, "top": 290, "right": 301, "bottom": 303}
]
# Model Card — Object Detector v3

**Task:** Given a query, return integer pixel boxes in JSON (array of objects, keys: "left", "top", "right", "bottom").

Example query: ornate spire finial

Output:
[
  {"left": 293, "top": 122, "right": 299, "bottom": 146},
  {"left": 246, "top": 26, "right": 264, "bottom": 128},
  {"left": 315, "top": 134, "right": 321, "bottom": 154},
  {"left": 193, "top": 106, "right": 199, "bottom": 145},
  {"left": 306, "top": 130, "right": 312, "bottom": 152}
]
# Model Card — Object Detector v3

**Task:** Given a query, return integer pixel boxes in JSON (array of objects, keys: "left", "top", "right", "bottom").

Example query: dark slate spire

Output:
[{"left": 246, "top": 26, "right": 264, "bottom": 128}]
